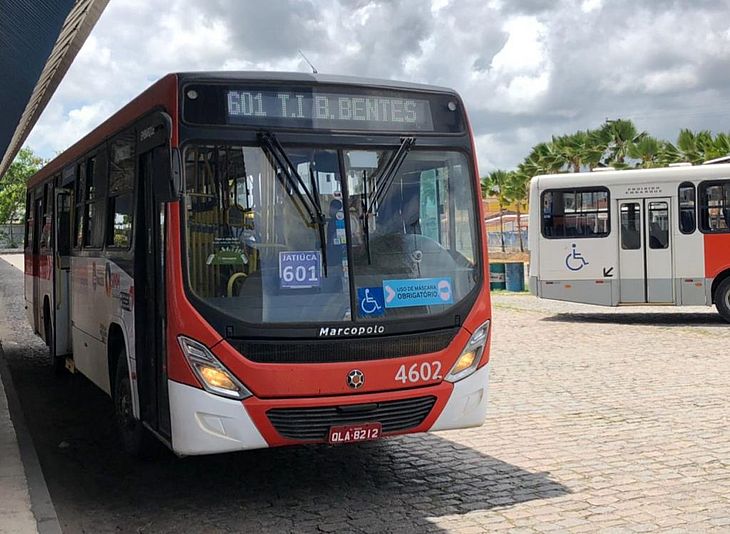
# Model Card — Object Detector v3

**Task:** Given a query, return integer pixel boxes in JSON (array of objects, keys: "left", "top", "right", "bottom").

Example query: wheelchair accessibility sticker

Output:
[
  {"left": 357, "top": 287, "right": 385, "bottom": 317},
  {"left": 565, "top": 243, "right": 589, "bottom": 272},
  {"left": 382, "top": 277, "right": 453, "bottom": 308}
]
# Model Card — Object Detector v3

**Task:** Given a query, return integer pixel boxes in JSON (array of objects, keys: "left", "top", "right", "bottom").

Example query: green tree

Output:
[
  {"left": 599, "top": 119, "right": 646, "bottom": 167},
  {"left": 0, "top": 147, "right": 44, "bottom": 246},
  {"left": 656, "top": 141, "right": 683, "bottom": 167},
  {"left": 552, "top": 130, "right": 605, "bottom": 172},
  {"left": 711, "top": 132, "right": 730, "bottom": 159},
  {"left": 521, "top": 142, "right": 562, "bottom": 176},
  {"left": 675, "top": 129, "right": 715, "bottom": 164},
  {"left": 481, "top": 169, "right": 512, "bottom": 252},
  {"left": 628, "top": 135, "right": 662, "bottom": 168}
]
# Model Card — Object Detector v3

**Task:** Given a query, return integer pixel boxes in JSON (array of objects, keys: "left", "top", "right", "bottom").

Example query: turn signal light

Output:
[
  {"left": 451, "top": 350, "right": 478, "bottom": 375},
  {"left": 199, "top": 365, "right": 238, "bottom": 391},
  {"left": 177, "top": 336, "right": 252, "bottom": 400},
  {"left": 445, "top": 320, "right": 491, "bottom": 383}
]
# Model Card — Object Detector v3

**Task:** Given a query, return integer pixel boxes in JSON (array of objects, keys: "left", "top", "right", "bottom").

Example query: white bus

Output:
[{"left": 528, "top": 164, "right": 730, "bottom": 321}]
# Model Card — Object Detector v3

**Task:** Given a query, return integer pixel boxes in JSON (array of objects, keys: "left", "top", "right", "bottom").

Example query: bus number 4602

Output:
[{"left": 395, "top": 362, "right": 442, "bottom": 384}]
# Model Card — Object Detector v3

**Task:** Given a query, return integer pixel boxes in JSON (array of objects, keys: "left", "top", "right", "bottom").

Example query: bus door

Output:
[
  {"left": 618, "top": 198, "right": 673, "bottom": 303},
  {"left": 135, "top": 133, "right": 173, "bottom": 440},
  {"left": 53, "top": 188, "right": 72, "bottom": 356},
  {"left": 32, "top": 195, "right": 43, "bottom": 333}
]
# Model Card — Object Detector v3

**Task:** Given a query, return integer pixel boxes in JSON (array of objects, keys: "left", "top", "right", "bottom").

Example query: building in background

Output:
[{"left": 482, "top": 197, "right": 530, "bottom": 253}]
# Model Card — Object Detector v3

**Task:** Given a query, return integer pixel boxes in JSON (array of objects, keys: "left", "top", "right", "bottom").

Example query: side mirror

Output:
[{"left": 152, "top": 146, "right": 180, "bottom": 202}]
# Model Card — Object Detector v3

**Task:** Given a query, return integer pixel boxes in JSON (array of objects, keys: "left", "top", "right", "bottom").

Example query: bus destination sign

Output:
[{"left": 225, "top": 88, "right": 435, "bottom": 132}]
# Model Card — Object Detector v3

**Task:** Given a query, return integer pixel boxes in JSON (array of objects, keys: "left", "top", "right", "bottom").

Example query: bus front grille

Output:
[
  {"left": 266, "top": 396, "right": 438, "bottom": 441},
  {"left": 230, "top": 328, "right": 459, "bottom": 364}
]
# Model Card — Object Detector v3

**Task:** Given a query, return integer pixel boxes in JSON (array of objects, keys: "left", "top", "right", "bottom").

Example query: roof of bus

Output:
[
  {"left": 531, "top": 163, "right": 730, "bottom": 190},
  {"left": 177, "top": 71, "right": 458, "bottom": 94},
  {"left": 27, "top": 71, "right": 459, "bottom": 190}
]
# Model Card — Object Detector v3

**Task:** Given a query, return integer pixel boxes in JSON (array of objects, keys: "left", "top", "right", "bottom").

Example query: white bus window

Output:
[
  {"left": 542, "top": 188, "right": 609, "bottom": 238},
  {"left": 699, "top": 181, "right": 730, "bottom": 233},
  {"left": 678, "top": 182, "right": 696, "bottom": 234},
  {"left": 648, "top": 201, "right": 669, "bottom": 249},
  {"left": 620, "top": 203, "right": 641, "bottom": 250}
]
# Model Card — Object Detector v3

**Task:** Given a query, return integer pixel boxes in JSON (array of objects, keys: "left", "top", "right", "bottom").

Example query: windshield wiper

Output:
[
  {"left": 366, "top": 136, "right": 416, "bottom": 216},
  {"left": 361, "top": 137, "right": 415, "bottom": 265},
  {"left": 258, "top": 132, "right": 328, "bottom": 276}
]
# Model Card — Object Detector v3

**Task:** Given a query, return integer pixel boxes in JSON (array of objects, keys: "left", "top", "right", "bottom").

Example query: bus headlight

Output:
[
  {"left": 177, "top": 336, "right": 252, "bottom": 400},
  {"left": 445, "top": 320, "right": 490, "bottom": 383}
]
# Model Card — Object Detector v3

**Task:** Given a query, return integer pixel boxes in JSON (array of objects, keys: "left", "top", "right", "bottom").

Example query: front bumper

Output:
[{"left": 168, "top": 363, "right": 490, "bottom": 455}]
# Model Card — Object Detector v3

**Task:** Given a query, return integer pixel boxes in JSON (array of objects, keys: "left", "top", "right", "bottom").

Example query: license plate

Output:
[{"left": 328, "top": 422, "right": 382, "bottom": 444}]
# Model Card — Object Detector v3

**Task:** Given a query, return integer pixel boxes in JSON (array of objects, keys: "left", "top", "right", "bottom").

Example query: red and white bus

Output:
[
  {"left": 24, "top": 72, "right": 492, "bottom": 456},
  {"left": 528, "top": 164, "right": 730, "bottom": 321}
]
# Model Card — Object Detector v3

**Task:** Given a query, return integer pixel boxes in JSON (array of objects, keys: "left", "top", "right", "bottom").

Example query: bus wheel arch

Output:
[
  {"left": 108, "top": 323, "right": 154, "bottom": 457},
  {"left": 107, "top": 323, "right": 127, "bottom": 397},
  {"left": 711, "top": 271, "right": 730, "bottom": 323},
  {"left": 711, "top": 269, "right": 730, "bottom": 303}
]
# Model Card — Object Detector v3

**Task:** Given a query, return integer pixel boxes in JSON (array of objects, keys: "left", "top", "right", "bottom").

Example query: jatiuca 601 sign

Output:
[{"left": 279, "top": 251, "right": 321, "bottom": 289}]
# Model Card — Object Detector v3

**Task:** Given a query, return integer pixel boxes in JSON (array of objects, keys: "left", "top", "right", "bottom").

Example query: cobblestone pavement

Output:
[{"left": 1, "top": 255, "right": 729, "bottom": 532}]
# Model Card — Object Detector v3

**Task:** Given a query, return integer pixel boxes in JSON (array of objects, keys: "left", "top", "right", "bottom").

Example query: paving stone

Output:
[{"left": 1, "top": 257, "right": 729, "bottom": 533}]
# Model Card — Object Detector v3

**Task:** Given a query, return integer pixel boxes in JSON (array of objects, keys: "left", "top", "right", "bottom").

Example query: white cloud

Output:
[
  {"left": 580, "top": 0, "right": 602, "bottom": 13},
  {"left": 490, "top": 16, "right": 547, "bottom": 75},
  {"left": 23, "top": 0, "right": 730, "bottom": 174}
]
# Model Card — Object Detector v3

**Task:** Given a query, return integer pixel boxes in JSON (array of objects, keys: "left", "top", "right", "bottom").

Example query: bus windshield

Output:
[{"left": 183, "top": 143, "right": 478, "bottom": 325}]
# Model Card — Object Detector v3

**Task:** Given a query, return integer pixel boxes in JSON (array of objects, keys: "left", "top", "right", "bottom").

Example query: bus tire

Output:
[
  {"left": 715, "top": 278, "right": 730, "bottom": 323},
  {"left": 43, "top": 306, "right": 65, "bottom": 375},
  {"left": 114, "top": 353, "right": 154, "bottom": 458}
]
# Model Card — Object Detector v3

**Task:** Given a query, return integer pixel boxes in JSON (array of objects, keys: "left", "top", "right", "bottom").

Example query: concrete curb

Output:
[{"left": 0, "top": 346, "right": 62, "bottom": 534}]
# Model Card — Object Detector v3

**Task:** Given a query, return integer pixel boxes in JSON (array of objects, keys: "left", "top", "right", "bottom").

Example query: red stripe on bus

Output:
[
  {"left": 461, "top": 102, "right": 492, "bottom": 369},
  {"left": 704, "top": 233, "right": 730, "bottom": 279}
]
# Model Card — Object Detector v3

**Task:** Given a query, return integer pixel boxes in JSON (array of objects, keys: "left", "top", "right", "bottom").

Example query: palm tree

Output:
[
  {"left": 552, "top": 130, "right": 605, "bottom": 172},
  {"left": 628, "top": 136, "right": 662, "bottom": 168},
  {"left": 656, "top": 141, "right": 683, "bottom": 167},
  {"left": 523, "top": 142, "right": 562, "bottom": 175},
  {"left": 599, "top": 119, "right": 646, "bottom": 167},
  {"left": 676, "top": 129, "right": 714, "bottom": 164},
  {"left": 711, "top": 132, "right": 730, "bottom": 160},
  {"left": 481, "top": 170, "right": 512, "bottom": 252}
]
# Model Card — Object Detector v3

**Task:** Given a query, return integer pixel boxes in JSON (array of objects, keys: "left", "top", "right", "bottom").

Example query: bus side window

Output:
[
  {"left": 648, "top": 201, "right": 669, "bottom": 249},
  {"left": 107, "top": 131, "right": 135, "bottom": 249},
  {"left": 678, "top": 182, "right": 695, "bottom": 234},
  {"left": 699, "top": 181, "right": 730, "bottom": 233},
  {"left": 57, "top": 192, "right": 71, "bottom": 258},
  {"left": 74, "top": 162, "right": 86, "bottom": 248},
  {"left": 541, "top": 188, "right": 609, "bottom": 238},
  {"left": 83, "top": 153, "right": 107, "bottom": 248},
  {"left": 40, "top": 182, "right": 53, "bottom": 251},
  {"left": 620, "top": 203, "right": 641, "bottom": 250},
  {"left": 24, "top": 191, "right": 32, "bottom": 249},
  {"left": 26, "top": 193, "right": 34, "bottom": 252}
]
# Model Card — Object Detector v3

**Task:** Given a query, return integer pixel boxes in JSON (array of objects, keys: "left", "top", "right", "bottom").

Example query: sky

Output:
[{"left": 26, "top": 0, "right": 730, "bottom": 173}]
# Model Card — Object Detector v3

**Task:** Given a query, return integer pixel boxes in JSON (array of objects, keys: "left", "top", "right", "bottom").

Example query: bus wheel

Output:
[
  {"left": 114, "top": 353, "right": 154, "bottom": 458},
  {"left": 43, "top": 308, "right": 64, "bottom": 375},
  {"left": 715, "top": 278, "right": 730, "bottom": 323}
]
